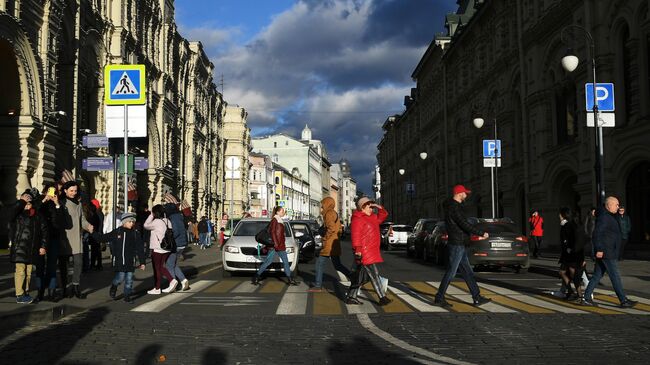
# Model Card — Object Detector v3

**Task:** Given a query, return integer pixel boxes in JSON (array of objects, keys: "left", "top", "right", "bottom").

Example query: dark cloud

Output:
[{"left": 181, "top": 0, "right": 456, "bottom": 192}]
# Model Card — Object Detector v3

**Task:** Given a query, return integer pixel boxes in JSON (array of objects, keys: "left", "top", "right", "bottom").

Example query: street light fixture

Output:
[
  {"left": 398, "top": 168, "right": 405, "bottom": 175},
  {"left": 419, "top": 152, "right": 428, "bottom": 160},
  {"left": 560, "top": 25, "right": 605, "bottom": 207}
]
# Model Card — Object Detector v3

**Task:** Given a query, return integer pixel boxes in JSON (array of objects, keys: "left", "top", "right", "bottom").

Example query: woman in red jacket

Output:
[
  {"left": 345, "top": 197, "right": 392, "bottom": 306},
  {"left": 251, "top": 206, "right": 298, "bottom": 285}
]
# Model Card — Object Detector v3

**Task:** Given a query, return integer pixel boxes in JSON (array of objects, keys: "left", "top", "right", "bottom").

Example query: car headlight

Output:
[
  {"left": 224, "top": 246, "right": 240, "bottom": 253},
  {"left": 286, "top": 247, "right": 295, "bottom": 254}
]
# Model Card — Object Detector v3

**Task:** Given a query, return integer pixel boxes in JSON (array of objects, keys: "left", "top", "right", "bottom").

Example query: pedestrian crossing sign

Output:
[{"left": 104, "top": 64, "right": 146, "bottom": 105}]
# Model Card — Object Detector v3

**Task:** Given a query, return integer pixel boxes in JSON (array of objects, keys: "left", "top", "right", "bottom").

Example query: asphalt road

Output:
[{"left": 2, "top": 239, "right": 649, "bottom": 364}]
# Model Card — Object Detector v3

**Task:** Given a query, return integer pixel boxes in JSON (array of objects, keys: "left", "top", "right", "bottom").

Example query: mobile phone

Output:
[{"left": 47, "top": 187, "right": 56, "bottom": 197}]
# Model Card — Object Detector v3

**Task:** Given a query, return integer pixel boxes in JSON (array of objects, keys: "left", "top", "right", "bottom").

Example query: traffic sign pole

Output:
[{"left": 124, "top": 104, "right": 129, "bottom": 213}]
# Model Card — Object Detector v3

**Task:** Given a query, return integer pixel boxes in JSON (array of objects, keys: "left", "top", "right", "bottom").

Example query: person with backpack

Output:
[
  {"left": 143, "top": 204, "right": 174, "bottom": 295},
  {"left": 164, "top": 199, "right": 190, "bottom": 292},
  {"left": 92, "top": 212, "right": 146, "bottom": 303},
  {"left": 309, "top": 197, "right": 351, "bottom": 292},
  {"left": 251, "top": 206, "right": 298, "bottom": 286}
]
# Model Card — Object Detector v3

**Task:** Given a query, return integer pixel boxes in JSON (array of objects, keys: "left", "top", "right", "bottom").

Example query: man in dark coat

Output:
[
  {"left": 434, "top": 185, "right": 491, "bottom": 308},
  {"left": 92, "top": 212, "right": 145, "bottom": 303},
  {"left": 582, "top": 196, "right": 637, "bottom": 308},
  {"left": 9, "top": 190, "right": 49, "bottom": 304}
]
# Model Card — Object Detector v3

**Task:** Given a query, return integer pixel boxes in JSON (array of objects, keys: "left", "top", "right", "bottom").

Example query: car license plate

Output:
[
  {"left": 491, "top": 242, "right": 511, "bottom": 248},
  {"left": 246, "top": 256, "right": 260, "bottom": 263}
]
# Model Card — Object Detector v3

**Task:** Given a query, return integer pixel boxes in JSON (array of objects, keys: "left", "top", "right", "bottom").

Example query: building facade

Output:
[
  {"left": 377, "top": 0, "right": 650, "bottom": 251},
  {"left": 331, "top": 160, "right": 357, "bottom": 228},
  {"left": 273, "top": 163, "right": 310, "bottom": 220},
  {"left": 0, "top": 0, "right": 228, "bottom": 247},
  {"left": 248, "top": 152, "right": 274, "bottom": 218},
  {"left": 222, "top": 106, "right": 251, "bottom": 223},
  {"left": 252, "top": 125, "right": 330, "bottom": 218}
]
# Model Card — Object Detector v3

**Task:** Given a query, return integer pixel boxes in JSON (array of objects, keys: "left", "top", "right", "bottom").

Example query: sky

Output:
[{"left": 175, "top": 0, "right": 458, "bottom": 194}]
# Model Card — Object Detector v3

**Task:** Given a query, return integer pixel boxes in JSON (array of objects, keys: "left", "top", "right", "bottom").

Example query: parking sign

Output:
[
  {"left": 585, "top": 83, "right": 615, "bottom": 112},
  {"left": 482, "top": 140, "right": 502, "bottom": 158}
]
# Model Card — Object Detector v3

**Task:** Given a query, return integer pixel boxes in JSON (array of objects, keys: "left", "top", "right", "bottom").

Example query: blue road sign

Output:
[
  {"left": 82, "top": 134, "right": 109, "bottom": 148},
  {"left": 482, "top": 140, "right": 502, "bottom": 158},
  {"left": 104, "top": 64, "right": 146, "bottom": 105},
  {"left": 134, "top": 157, "right": 149, "bottom": 170},
  {"left": 82, "top": 157, "right": 114, "bottom": 171},
  {"left": 585, "top": 83, "right": 615, "bottom": 112}
]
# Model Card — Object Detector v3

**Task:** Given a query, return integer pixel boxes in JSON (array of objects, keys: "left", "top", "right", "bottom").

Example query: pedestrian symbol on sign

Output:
[{"left": 112, "top": 72, "right": 138, "bottom": 95}]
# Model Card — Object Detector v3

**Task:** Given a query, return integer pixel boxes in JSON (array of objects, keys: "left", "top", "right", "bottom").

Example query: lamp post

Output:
[
  {"left": 473, "top": 116, "right": 498, "bottom": 218},
  {"left": 561, "top": 25, "right": 605, "bottom": 208}
]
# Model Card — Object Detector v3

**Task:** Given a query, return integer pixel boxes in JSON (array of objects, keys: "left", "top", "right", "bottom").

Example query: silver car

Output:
[{"left": 221, "top": 218, "right": 299, "bottom": 277}]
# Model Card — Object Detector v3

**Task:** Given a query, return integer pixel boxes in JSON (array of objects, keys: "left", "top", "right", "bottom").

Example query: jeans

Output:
[
  {"left": 152, "top": 252, "right": 173, "bottom": 289},
  {"left": 256, "top": 250, "right": 292, "bottom": 278},
  {"left": 166, "top": 247, "right": 186, "bottom": 282},
  {"left": 14, "top": 263, "right": 33, "bottom": 296},
  {"left": 435, "top": 244, "right": 481, "bottom": 302},
  {"left": 584, "top": 258, "right": 627, "bottom": 303},
  {"left": 347, "top": 263, "right": 384, "bottom": 299},
  {"left": 199, "top": 233, "right": 209, "bottom": 247},
  {"left": 112, "top": 271, "right": 135, "bottom": 295},
  {"left": 314, "top": 255, "right": 351, "bottom": 288}
]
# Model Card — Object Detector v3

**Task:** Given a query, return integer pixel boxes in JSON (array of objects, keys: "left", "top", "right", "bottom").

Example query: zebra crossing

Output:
[{"left": 132, "top": 279, "right": 650, "bottom": 316}]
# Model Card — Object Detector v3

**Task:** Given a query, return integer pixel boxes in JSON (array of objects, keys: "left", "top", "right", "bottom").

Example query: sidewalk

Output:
[
  {"left": 0, "top": 244, "right": 221, "bottom": 327},
  {"left": 530, "top": 253, "right": 650, "bottom": 296}
]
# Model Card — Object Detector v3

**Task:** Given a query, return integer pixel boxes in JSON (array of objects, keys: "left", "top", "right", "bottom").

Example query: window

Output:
[
  {"left": 275, "top": 176, "right": 280, "bottom": 184},
  {"left": 555, "top": 85, "right": 577, "bottom": 144},
  {"left": 273, "top": 154, "right": 279, "bottom": 162},
  {"left": 274, "top": 142, "right": 277, "bottom": 148},
  {"left": 285, "top": 140, "right": 289, "bottom": 146}
]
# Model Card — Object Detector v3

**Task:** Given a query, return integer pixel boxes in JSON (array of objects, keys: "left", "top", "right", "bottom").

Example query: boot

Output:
[
  {"left": 109, "top": 284, "right": 118, "bottom": 300},
  {"left": 73, "top": 285, "right": 86, "bottom": 299},
  {"left": 36, "top": 287, "right": 45, "bottom": 303},
  {"left": 251, "top": 275, "right": 261, "bottom": 285}
]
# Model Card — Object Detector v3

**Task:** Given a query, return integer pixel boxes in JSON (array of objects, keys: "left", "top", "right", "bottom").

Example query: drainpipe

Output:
[{"left": 516, "top": 0, "right": 531, "bottom": 218}]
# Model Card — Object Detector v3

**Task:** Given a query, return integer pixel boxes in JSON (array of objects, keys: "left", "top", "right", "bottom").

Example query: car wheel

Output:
[
  {"left": 222, "top": 267, "right": 233, "bottom": 278},
  {"left": 518, "top": 257, "right": 530, "bottom": 274}
]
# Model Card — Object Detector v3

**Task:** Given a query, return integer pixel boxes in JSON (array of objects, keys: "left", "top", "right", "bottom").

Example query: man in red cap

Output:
[{"left": 434, "top": 185, "right": 491, "bottom": 307}]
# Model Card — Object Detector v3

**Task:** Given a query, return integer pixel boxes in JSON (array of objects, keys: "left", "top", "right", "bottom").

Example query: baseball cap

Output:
[{"left": 452, "top": 185, "right": 471, "bottom": 195}]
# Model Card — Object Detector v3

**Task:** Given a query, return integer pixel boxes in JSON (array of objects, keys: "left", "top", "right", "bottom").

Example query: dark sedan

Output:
[
  {"left": 407, "top": 218, "right": 439, "bottom": 258},
  {"left": 426, "top": 218, "right": 530, "bottom": 273},
  {"left": 289, "top": 221, "right": 318, "bottom": 263}
]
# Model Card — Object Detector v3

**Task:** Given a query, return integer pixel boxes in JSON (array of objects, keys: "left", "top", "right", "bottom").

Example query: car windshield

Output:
[
  {"left": 392, "top": 226, "right": 412, "bottom": 232},
  {"left": 233, "top": 221, "right": 292, "bottom": 237},
  {"left": 476, "top": 222, "right": 520, "bottom": 234}
]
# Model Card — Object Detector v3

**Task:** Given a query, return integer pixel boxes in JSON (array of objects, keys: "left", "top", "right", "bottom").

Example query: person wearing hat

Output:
[
  {"left": 345, "top": 196, "right": 392, "bottom": 306},
  {"left": 434, "top": 185, "right": 492, "bottom": 308},
  {"left": 92, "top": 212, "right": 146, "bottom": 303}
]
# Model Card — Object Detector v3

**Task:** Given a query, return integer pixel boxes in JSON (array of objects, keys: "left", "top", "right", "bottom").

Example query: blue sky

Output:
[{"left": 175, "top": 0, "right": 458, "bottom": 194}]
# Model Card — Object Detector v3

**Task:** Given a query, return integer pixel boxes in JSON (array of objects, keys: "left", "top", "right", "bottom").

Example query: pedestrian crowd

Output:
[{"left": 7, "top": 172, "right": 202, "bottom": 305}]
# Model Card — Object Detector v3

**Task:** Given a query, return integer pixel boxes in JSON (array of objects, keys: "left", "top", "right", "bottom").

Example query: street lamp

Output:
[
  {"left": 473, "top": 116, "right": 498, "bottom": 218},
  {"left": 419, "top": 152, "right": 428, "bottom": 160},
  {"left": 560, "top": 25, "right": 605, "bottom": 207},
  {"left": 398, "top": 168, "right": 405, "bottom": 175}
]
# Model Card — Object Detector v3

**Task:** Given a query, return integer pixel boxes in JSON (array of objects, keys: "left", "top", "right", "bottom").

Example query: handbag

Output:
[
  {"left": 160, "top": 219, "right": 177, "bottom": 253},
  {"left": 255, "top": 222, "right": 275, "bottom": 248}
]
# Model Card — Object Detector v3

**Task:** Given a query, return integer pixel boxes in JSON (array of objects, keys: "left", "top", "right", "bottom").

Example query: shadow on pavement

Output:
[
  {"left": 327, "top": 336, "right": 424, "bottom": 364},
  {"left": 202, "top": 347, "right": 228, "bottom": 365},
  {"left": 0, "top": 306, "right": 109, "bottom": 363}
]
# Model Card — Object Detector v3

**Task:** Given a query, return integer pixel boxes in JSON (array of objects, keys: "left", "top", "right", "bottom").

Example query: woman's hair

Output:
[
  {"left": 272, "top": 206, "right": 283, "bottom": 216},
  {"left": 152, "top": 204, "right": 165, "bottom": 219},
  {"left": 559, "top": 207, "right": 572, "bottom": 220}
]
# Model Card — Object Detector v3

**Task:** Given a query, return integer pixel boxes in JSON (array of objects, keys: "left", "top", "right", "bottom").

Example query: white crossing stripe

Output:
[
  {"left": 478, "top": 282, "right": 587, "bottom": 314},
  {"left": 231, "top": 281, "right": 260, "bottom": 294},
  {"left": 131, "top": 280, "right": 216, "bottom": 313},
  {"left": 276, "top": 281, "right": 309, "bottom": 315},
  {"left": 426, "top": 281, "right": 517, "bottom": 313},
  {"left": 388, "top": 285, "right": 448, "bottom": 313},
  {"left": 345, "top": 292, "right": 378, "bottom": 314},
  {"left": 595, "top": 288, "right": 650, "bottom": 306}
]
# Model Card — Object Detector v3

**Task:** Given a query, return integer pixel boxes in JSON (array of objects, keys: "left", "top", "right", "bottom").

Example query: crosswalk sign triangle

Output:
[{"left": 112, "top": 72, "right": 139, "bottom": 95}]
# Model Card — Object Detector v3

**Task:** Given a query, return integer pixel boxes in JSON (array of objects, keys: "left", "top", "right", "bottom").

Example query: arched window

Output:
[{"left": 555, "top": 84, "right": 577, "bottom": 144}]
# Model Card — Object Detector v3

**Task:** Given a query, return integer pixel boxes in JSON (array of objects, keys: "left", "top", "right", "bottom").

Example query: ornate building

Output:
[
  {"left": 222, "top": 105, "right": 251, "bottom": 222},
  {"left": 377, "top": 0, "right": 650, "bottom": 251},
  {"left": 0, "top": 0, "right": 229, "bottom": 247}
]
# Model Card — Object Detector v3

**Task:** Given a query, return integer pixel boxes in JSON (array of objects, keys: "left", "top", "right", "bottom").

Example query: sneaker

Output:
[
  {"left": 124, "top": 295, "right": 134, "bottom": 304},
  {"left": 162, "top": 279, "right": 178, "bottom": 293},
  {"left": 620, "top": 299, "right": 638, "bottom": 308},
  {"left": 307, "top": 286, "right": 323, "bottom": 293},
  {"left": 16, "top": 295, "right": 28, "bottom": 304},
  {"left": 345, "top": 297, "right": 363, "bottom": 305},
  {"left": 433, "top": 297, "right": 452, "bottom": 308},
  {"left": 147, "top": 288, "right": 161, "bottom": 295},
  {"left": 579, "top": 298, "right": 596, "bottom": 306},
  {"left": 378, "top": 296, "right": 392, "bottom": 306},
  {"left": 473, "top": 296, "right": 492, "bottom": 306},
  {"left": 181, "top": 279, "right": 190, "bottom": 291},
  {"left": 287, "top": 279, "right": 300, "bottom": 286},
  {"left": 109, "top": 285, "right": 118, "bottom": 299}
]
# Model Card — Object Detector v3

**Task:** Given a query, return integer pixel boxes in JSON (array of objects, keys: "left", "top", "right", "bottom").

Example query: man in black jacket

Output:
[
  {"left": 434, "top": 185, "right": 491, "bottom": 307},
  {"left": 582, "top": 196, "right": 637, "bottom": 308},
  {"left": 9, "top": 190, "right": 48, "bottom": 304}
]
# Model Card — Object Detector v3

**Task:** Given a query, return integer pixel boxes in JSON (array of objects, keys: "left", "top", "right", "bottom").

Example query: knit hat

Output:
[{"left": 121, "top": 212, "right": 137, "bottom": 223}]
